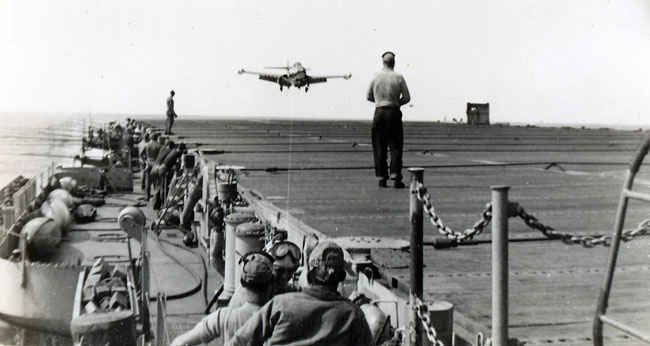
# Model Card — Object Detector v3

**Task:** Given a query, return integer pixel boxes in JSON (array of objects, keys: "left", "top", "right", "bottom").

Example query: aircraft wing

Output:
[
  {"left": 308, "top": 73, "right": 352, "bottom": 84},
  {"left": 237, "top": 69, "right": 283, "bottom": 84}
]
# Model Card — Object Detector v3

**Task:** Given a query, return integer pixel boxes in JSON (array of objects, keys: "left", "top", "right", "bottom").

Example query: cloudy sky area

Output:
[{"left": 1, "top": 0, "right": 649, "bottom": 125}]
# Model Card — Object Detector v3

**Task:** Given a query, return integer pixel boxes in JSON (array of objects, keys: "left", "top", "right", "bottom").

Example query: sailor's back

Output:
[{"left": 369, "top": 69, "right": 409, "bottom": 108}]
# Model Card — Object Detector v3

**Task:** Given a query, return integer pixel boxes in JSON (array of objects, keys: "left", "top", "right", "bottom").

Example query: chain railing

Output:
[
  {"left": 414, "top": 182, "right": 492, "bottom": 243},
  {"left": 413, "top": 182, "right": 650, "bottom": 249},
  {"left": 411, "top": 173, "right": 650, "bottom": 346},
  {"left": 412, "top": 297, "right": 445, "bottom": 346},
  {"left": 514, "top": 204, "right": 650, "bottom": 248}
]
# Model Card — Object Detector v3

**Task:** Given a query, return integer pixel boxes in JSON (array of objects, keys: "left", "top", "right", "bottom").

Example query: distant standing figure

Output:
[
  {"left": 367, "top": 51, "right": 410, "bottom": 188},
  {"left": 166, "top": 90, "right": 177, "bottom": 135}
]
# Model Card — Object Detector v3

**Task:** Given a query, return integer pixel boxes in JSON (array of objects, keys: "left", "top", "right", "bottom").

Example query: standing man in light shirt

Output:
[{"left": 367, "top": 51, "right": 411, "bottom": 188}]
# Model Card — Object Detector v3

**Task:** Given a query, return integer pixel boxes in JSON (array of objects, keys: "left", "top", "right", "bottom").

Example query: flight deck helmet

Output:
[
  {"left": 268, "top": 241, "right": 301, "bottom": 285},
  {"left": 269, "top": 241, "right": 301, "bottom": 270},
  {"left": 307, "top": 241, "right": 346, "bottom": 285},
  {"left": 240, "top": 251, "right": 274, "bottom": 287}
]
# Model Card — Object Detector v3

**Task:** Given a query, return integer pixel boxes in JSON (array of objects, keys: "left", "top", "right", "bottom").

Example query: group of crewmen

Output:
[
  {"left": 124, "top": 123, "right": 379, "bottom": 345},
  {"left": 172, "top": 240, "right": 382, "bottom": 346},
  {"left": 137, "top": 127, "right": 187, "bottom": 210},
  {"left": 130, "top": 123, "right": 383, "bottom": 344},
  {"left": 78, "top": 119, "right": 145, "bottom": 171}
]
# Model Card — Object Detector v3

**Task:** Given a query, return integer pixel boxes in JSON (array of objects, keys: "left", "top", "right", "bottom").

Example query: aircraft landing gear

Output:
[
  {"left": 305, "top": 86, "right": 309, "bottom": 93},
  {"left": 280, "top": 85, "right": 283, "bottom": 92}
]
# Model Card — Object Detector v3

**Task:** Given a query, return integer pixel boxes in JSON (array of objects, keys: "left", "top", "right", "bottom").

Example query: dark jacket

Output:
[{"left": 229, "top": 285, "right": 375, "bottom": 346}]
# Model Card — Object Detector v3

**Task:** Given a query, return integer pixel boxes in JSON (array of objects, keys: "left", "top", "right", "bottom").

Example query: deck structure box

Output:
[{"left": 466, "top": 103, "right": 490, "bottom": 125}]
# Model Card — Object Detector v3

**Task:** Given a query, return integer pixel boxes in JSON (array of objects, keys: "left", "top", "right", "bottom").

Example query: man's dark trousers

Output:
[
  {"left": 144, "top": 163, "right": 153, "bottom": 200},
  {"left": 141, "top": 161, "right": 147, "bottom": 190},
  {"left": 165, "top": 116, "right": 174, "bottom": 135},
  {"left": 372, "top": 106, "right": 403, "bottom": 180}
]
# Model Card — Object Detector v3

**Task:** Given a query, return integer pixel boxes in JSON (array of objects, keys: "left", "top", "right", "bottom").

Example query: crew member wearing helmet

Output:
[
  {"left": 228, "top": 240, "right": 302, "bottom": 308},
  {"left": 268, "top": 240, "right": 301, "bottom": 294},
  {"left": 230, "top": 241, "right": 375, "bottom": 346},
  {"left": 171, "top": 252, "right": 274, "bottom": 346}
]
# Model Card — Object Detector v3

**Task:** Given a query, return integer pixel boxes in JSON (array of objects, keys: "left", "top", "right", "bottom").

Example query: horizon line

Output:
[{"left": 1, "top": 111, "right": 649, "bottom": 129}]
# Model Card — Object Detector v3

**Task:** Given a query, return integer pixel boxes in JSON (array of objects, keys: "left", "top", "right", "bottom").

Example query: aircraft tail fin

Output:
[{"left": 265, "top": 60, "right": 292, "bottom": 70}]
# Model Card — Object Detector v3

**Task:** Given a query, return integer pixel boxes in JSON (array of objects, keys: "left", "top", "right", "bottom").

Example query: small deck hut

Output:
[{"left": 466, "top": 103, "right": 490, "bottom": 125}]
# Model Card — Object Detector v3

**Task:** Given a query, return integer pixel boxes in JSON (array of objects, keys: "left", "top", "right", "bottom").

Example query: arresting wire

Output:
[{"left": 243, "top": 161, "right": 632, "bottom": 173}]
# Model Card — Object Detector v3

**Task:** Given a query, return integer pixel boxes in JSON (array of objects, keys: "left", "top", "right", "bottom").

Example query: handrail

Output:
[
  {"left": 593, "top": 135, "right": 650, "bottom": 346},
  {"left": 599, "top": 315, "right": 650, "bottom": 344},
  {"left": 622, "top": 189, "right": 650, "bottom": 203}
]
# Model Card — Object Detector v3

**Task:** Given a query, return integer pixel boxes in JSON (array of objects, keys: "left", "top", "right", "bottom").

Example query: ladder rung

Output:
[
  {"left": 624, "top": 189, "right": 650, "bottom": 203},
  {"left": 599, "top": 315, "right": 650, "bottom": 344}
]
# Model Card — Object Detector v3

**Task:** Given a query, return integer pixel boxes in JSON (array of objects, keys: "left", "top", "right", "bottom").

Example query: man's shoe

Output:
[
  {"left": 378, "top": 179, "right": 388, "bottom": 188},
  {"left": 394, "top": 180, "right": 406, "bottom": 189}
]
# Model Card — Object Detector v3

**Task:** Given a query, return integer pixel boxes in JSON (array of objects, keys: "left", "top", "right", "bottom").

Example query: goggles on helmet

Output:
[{"left": 269, "top": 241, "right": 301, "bottom": 264}]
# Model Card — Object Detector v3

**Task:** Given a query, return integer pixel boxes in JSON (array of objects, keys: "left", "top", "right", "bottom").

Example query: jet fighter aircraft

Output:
[{"left": 237, "top": 62, "right": 351, "bottom": 92}]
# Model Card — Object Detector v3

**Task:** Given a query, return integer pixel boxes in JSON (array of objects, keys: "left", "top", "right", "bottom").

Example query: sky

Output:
[{"left": 1, "top": 0, "right": 649, "bottom": 125}]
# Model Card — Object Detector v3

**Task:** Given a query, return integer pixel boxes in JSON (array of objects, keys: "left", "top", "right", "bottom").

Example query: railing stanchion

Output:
[
  {"left": 491, "top": 185, "right": 510, "bottom": 346},
  {"left": 409, "top": 167, "right": 424, "bottom": 346}
]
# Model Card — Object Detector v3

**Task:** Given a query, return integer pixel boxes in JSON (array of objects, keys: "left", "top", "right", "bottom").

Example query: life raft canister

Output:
[
  {"left": 59, "top": 177, "right": 78, "bottom": 193},
  {"left": 22, "top": 217, "right": 62, "bottom": 259},
  {"left": 40, "top": 198, "right": 72, "bottom": 230},
  {"left": 48, "top": 188, "right": 77, "bottom": 209}
]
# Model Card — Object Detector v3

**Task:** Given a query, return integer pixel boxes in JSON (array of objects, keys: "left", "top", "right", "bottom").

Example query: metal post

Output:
[
  {"left": 223, "top": 222, "right": 236, "bottom": 298},
  {"left": 20, "top": 237, "right": 27, "bottom": 288},
  {"left": 491, "top": 185, "right": 509, "bottom": 346},
  {"left": 140, "top": 221, "right": 150, "bottom": 301},
  {"left": 409, "top": 167, "right": 424, "bottom": 346},
  {"left": 222, "top": 212, "right": 255, "bottom": 299},
  {"left": 140, "top": 224, "right": 152, "bottom": 341},
  {"left": 156, "top": 293, "right": 166, "bottom": 346}
]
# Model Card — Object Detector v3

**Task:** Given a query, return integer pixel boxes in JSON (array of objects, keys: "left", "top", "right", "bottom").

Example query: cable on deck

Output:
[
  {"left": 242, "top": 161, "right": 632, "bottom": 173},
  {"left": 149, "top": 236, "right": 208, "bottom": 305}
]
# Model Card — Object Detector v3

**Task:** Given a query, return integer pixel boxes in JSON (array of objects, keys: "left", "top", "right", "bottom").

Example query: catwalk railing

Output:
[{"left": 406, "top": 135, "right": 650, "bottom": 346}]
